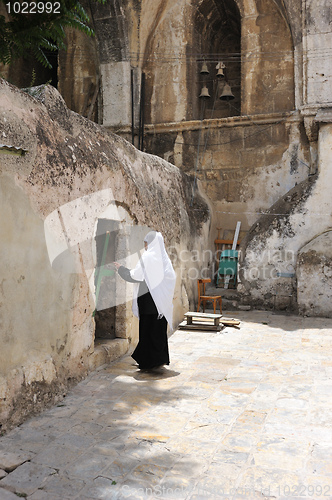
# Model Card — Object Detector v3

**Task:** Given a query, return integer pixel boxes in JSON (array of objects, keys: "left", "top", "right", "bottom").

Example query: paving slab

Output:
[
  {"left": 0, "top": 311, "right": 332, "bottom": 499},
  {"left": 0, "top": 451, "right": 31, "bottom": 472},
  {"left": 0, "top": 488, "right": 24, "bottom": 500},
  {"left": 0, "top": 462, "right": 57, "bottom": 495}
]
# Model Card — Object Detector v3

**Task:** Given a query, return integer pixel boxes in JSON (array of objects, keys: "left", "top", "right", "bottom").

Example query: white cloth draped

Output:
[{"left": 130, "top": 232, "right": 176, "bottom": 331}]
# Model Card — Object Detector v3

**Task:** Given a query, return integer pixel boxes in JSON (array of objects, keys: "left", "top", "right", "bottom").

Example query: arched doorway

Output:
[{"left": 94, "top": 218, "right": 119, "bottom": 339}]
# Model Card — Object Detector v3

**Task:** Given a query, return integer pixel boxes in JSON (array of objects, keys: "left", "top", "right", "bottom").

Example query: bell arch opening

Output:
[{"left": 191, "top": 0, "right": 241, "bottom": 120}]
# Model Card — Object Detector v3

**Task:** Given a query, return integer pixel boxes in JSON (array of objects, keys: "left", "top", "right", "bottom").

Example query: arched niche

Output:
[
  {"left": 241, "top": 0, "right": 295, "bottom": 114},
  {"left": 191, "top": 0, "right": 242, "bottom": 120},
  {"left": 139, "top": 0, "right": 242, "bottom": 124},
  {"left": 140, "top": 0, "right": 294, "bottom": 124}
]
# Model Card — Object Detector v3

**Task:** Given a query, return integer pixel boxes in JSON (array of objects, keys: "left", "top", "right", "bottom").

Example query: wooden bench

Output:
[
  {"left": 178, "top": 311, "right": 241, "bottom": 331},
  {"left": 178, "top": 312, "right": 222, "bottom": 331},
  {"left": 185, "top": 311, "right": 222, "bottom": 326}
]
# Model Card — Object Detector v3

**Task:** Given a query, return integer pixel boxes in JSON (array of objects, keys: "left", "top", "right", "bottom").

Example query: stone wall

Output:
[
  {"left": 239, "top": 120, "right": 332, "bottom": 314},
  {"left": 89, "top": 0, "right": 295, "bottom": 125},
  {"left": 141, "top": 113, "right": 310, "bottom": 233},
  {"left": 0, "top": 79, "right": 210, "bottom": 432},
  {"left": 1, "top": 0, "right": 306, "bottom": 238},
  {"left": 297, "top": 232, "right": 332, "bottom": 317},
  {"left": 90, "top": 0, "right": 302, "bottom": 239},
  {"left": 1, "top": 0, "right": 332, "bottom": 324},
  {"left": 236, "top": 0, "right": 332, "bottom": 315}
]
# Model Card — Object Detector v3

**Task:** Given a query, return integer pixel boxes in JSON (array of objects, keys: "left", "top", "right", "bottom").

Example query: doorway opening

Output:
[{"left": 94, "top": 218, "right": 119, "bottom": 339}]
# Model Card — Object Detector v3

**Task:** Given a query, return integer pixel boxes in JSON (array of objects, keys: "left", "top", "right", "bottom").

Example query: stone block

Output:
[
  {"left": 271, "top": 122, "right": 289, "bottom": 144},
  {"left": 271, "top": 89, "right": 294, "bottom": 113},
  {"left": 65, "top": 451, "right": 115, "bottom": 479},
  {"left": 244, "top": 126, "right": 272, "bottom": 149},
  {"left": 204, "top": 181, "right": 224, "bottom": 202},
  {"left": 35, "top": 473, "right": 85, "bottom": 498},
  {"left": 0, "top": 488, "right": 21, "bottom": 500},
  {"left": 264, "top": 144, "right": 288, "bottom": 165},
  {"left": 212, "top": 149, "right": 240, "bottom": 168},
  {"left": 238, "top": 148, "right": 265, "bottom": 169},
  {"left": 205, "top": 170, "right": 220, "bottom": 181},
  {"left": 0, "top": 462, "right": 57, "bottom": 496},
  {"left": 0, "top": 451, "right": 31, "bottom": 472},
  {"left": 227, "top": 180, "right": 242, "bottom": 202},
  {"left": 101, "top": 61, "right": 131, "bottom": 126},
  {"left": 229, "top": 127, "right": 244, "bottom": 149},
  {"left": 0, "top": 469, "right": 7, "bottom": 479},
  {"left": 88, "top": 338, "right": 129, "bottom": 371},
  {"left": 200, "top": 151, "right": 213, "bottom": 169}
]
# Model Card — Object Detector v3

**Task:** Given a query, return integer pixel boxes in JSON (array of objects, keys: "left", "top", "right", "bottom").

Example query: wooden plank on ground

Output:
[
  {"left": 221, "top": 318, "right": 240, "bottom": 326},
  {"left": 180, "top": 312, "right": 240, "bottom": 331},
  {"left": 178, "top": 320, "right": 221, "bottom": 331}
]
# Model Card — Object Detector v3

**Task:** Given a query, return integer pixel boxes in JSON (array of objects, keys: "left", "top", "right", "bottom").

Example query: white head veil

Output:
[{"left": 130, "top": 231, "right": 176, "bottom": 331}]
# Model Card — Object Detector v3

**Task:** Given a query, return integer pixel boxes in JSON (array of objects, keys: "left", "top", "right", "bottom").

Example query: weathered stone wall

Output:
[
  {"left": 238, "top": 176, "right": 317, "bottom": 311},
  {"left": 89, "top": 0, "right": 295, "bottom": 126},
  {"left": 142, "top": 113, "right": 310, "bottom": 232},
  {"left": 58, "top": 26, "right": 100, "bottom": 123},
  {"left": 236, "top": 0, "right": 332, "bottom": 315},
  {"left": 240, "top": 0, "right": 295, "bottom": 115},
  {"left": 0, "top": 79, "right": 210, "bottom": 431},
  {"left": 87, "top": 0, "right": 301, "bottom": 240},
  {"left": 302, "top": 0, "right": 332, "bottom": 108},
  {"left": 1, "top": 0, "right": 305, "bottom": 240},
  {"left": 297, "top": 232, "right": 332, "bottom": 317},
  {"left": 239, "top": 120, "right": 332, "bottom": 314}
]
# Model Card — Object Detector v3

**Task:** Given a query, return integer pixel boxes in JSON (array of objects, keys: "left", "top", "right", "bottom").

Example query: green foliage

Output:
[
  {"left": 0, "top": 0, "right": 105, "bottom": 68},
  {"left": 30, "top": 67, "right": 36, "bottom": 86}
]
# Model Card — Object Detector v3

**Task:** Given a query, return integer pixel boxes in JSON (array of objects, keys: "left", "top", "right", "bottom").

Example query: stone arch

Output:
[
  {"left": 191, "top": 0, "right": 242, "bottom": 120},
  {"left": 139, "top": 0, "right": 242, "bottom": 124},
  {"left": 240, "top": 0, "right": 295, "bottom": 114},
  {"left": 94, "top": 218, "right": 119, "bottom": 340},
  {"left": 91, "top": 202, "right": 152, "bottom": 344},
  {"left": 140, "top": 0, "right": 294, "bottom": 125},
  {"left": 141, "top": 0, "right": 189, "bottom": 125}
]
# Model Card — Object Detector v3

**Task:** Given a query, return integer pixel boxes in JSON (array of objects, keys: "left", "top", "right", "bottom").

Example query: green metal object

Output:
[
  {"left": 93, "top": 231, "right": 115, "bottom": 316},
  {"left": 217, "top": 249, "right": 238, "bottom": 287}
]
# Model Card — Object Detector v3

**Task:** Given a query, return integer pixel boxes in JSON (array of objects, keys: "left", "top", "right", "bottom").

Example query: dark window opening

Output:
[{"left": 94, "top": 219, "right": 119, "bottom": 340}]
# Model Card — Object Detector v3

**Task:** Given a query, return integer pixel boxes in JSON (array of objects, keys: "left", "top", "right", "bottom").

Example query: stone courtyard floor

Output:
[{"left": 1, "top": 310, "right": 332, "bottom": 499}]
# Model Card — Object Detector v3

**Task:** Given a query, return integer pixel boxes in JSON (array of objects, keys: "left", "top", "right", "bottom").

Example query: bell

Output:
[
  {"left": 216, "top": 62, "right": 225, "bottom": 78},
  {"left": 219, "top": 83, "right": 234, "bottom": 100},
  {"left": 199, "top": 85, "right": 211, "bottom": 99},
  {"left": 200, "top": 62, "right": 209, "bottom": 75}
]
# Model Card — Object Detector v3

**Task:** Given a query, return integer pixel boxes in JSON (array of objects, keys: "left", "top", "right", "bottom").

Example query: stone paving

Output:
[{"left": 1, "top": 310, "right": 332, "bottom": 500}]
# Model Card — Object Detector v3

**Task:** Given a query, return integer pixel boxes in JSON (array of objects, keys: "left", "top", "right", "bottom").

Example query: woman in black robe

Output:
[{"left": 114, "top": 231, "right": 176, "bottom": 370}]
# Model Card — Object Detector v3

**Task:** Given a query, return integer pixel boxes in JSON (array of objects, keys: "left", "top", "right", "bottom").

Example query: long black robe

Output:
[{"left": 118, "top": 266, "right": 170, "bottom": 369}]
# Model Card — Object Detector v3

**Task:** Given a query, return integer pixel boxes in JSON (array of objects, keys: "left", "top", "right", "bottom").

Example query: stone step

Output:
[
  {"left": 203, "top": 285, "right": 251, "bottom": 311},
  {"left": 88, "top": 338, "right": 129, "bottom": 371}
]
